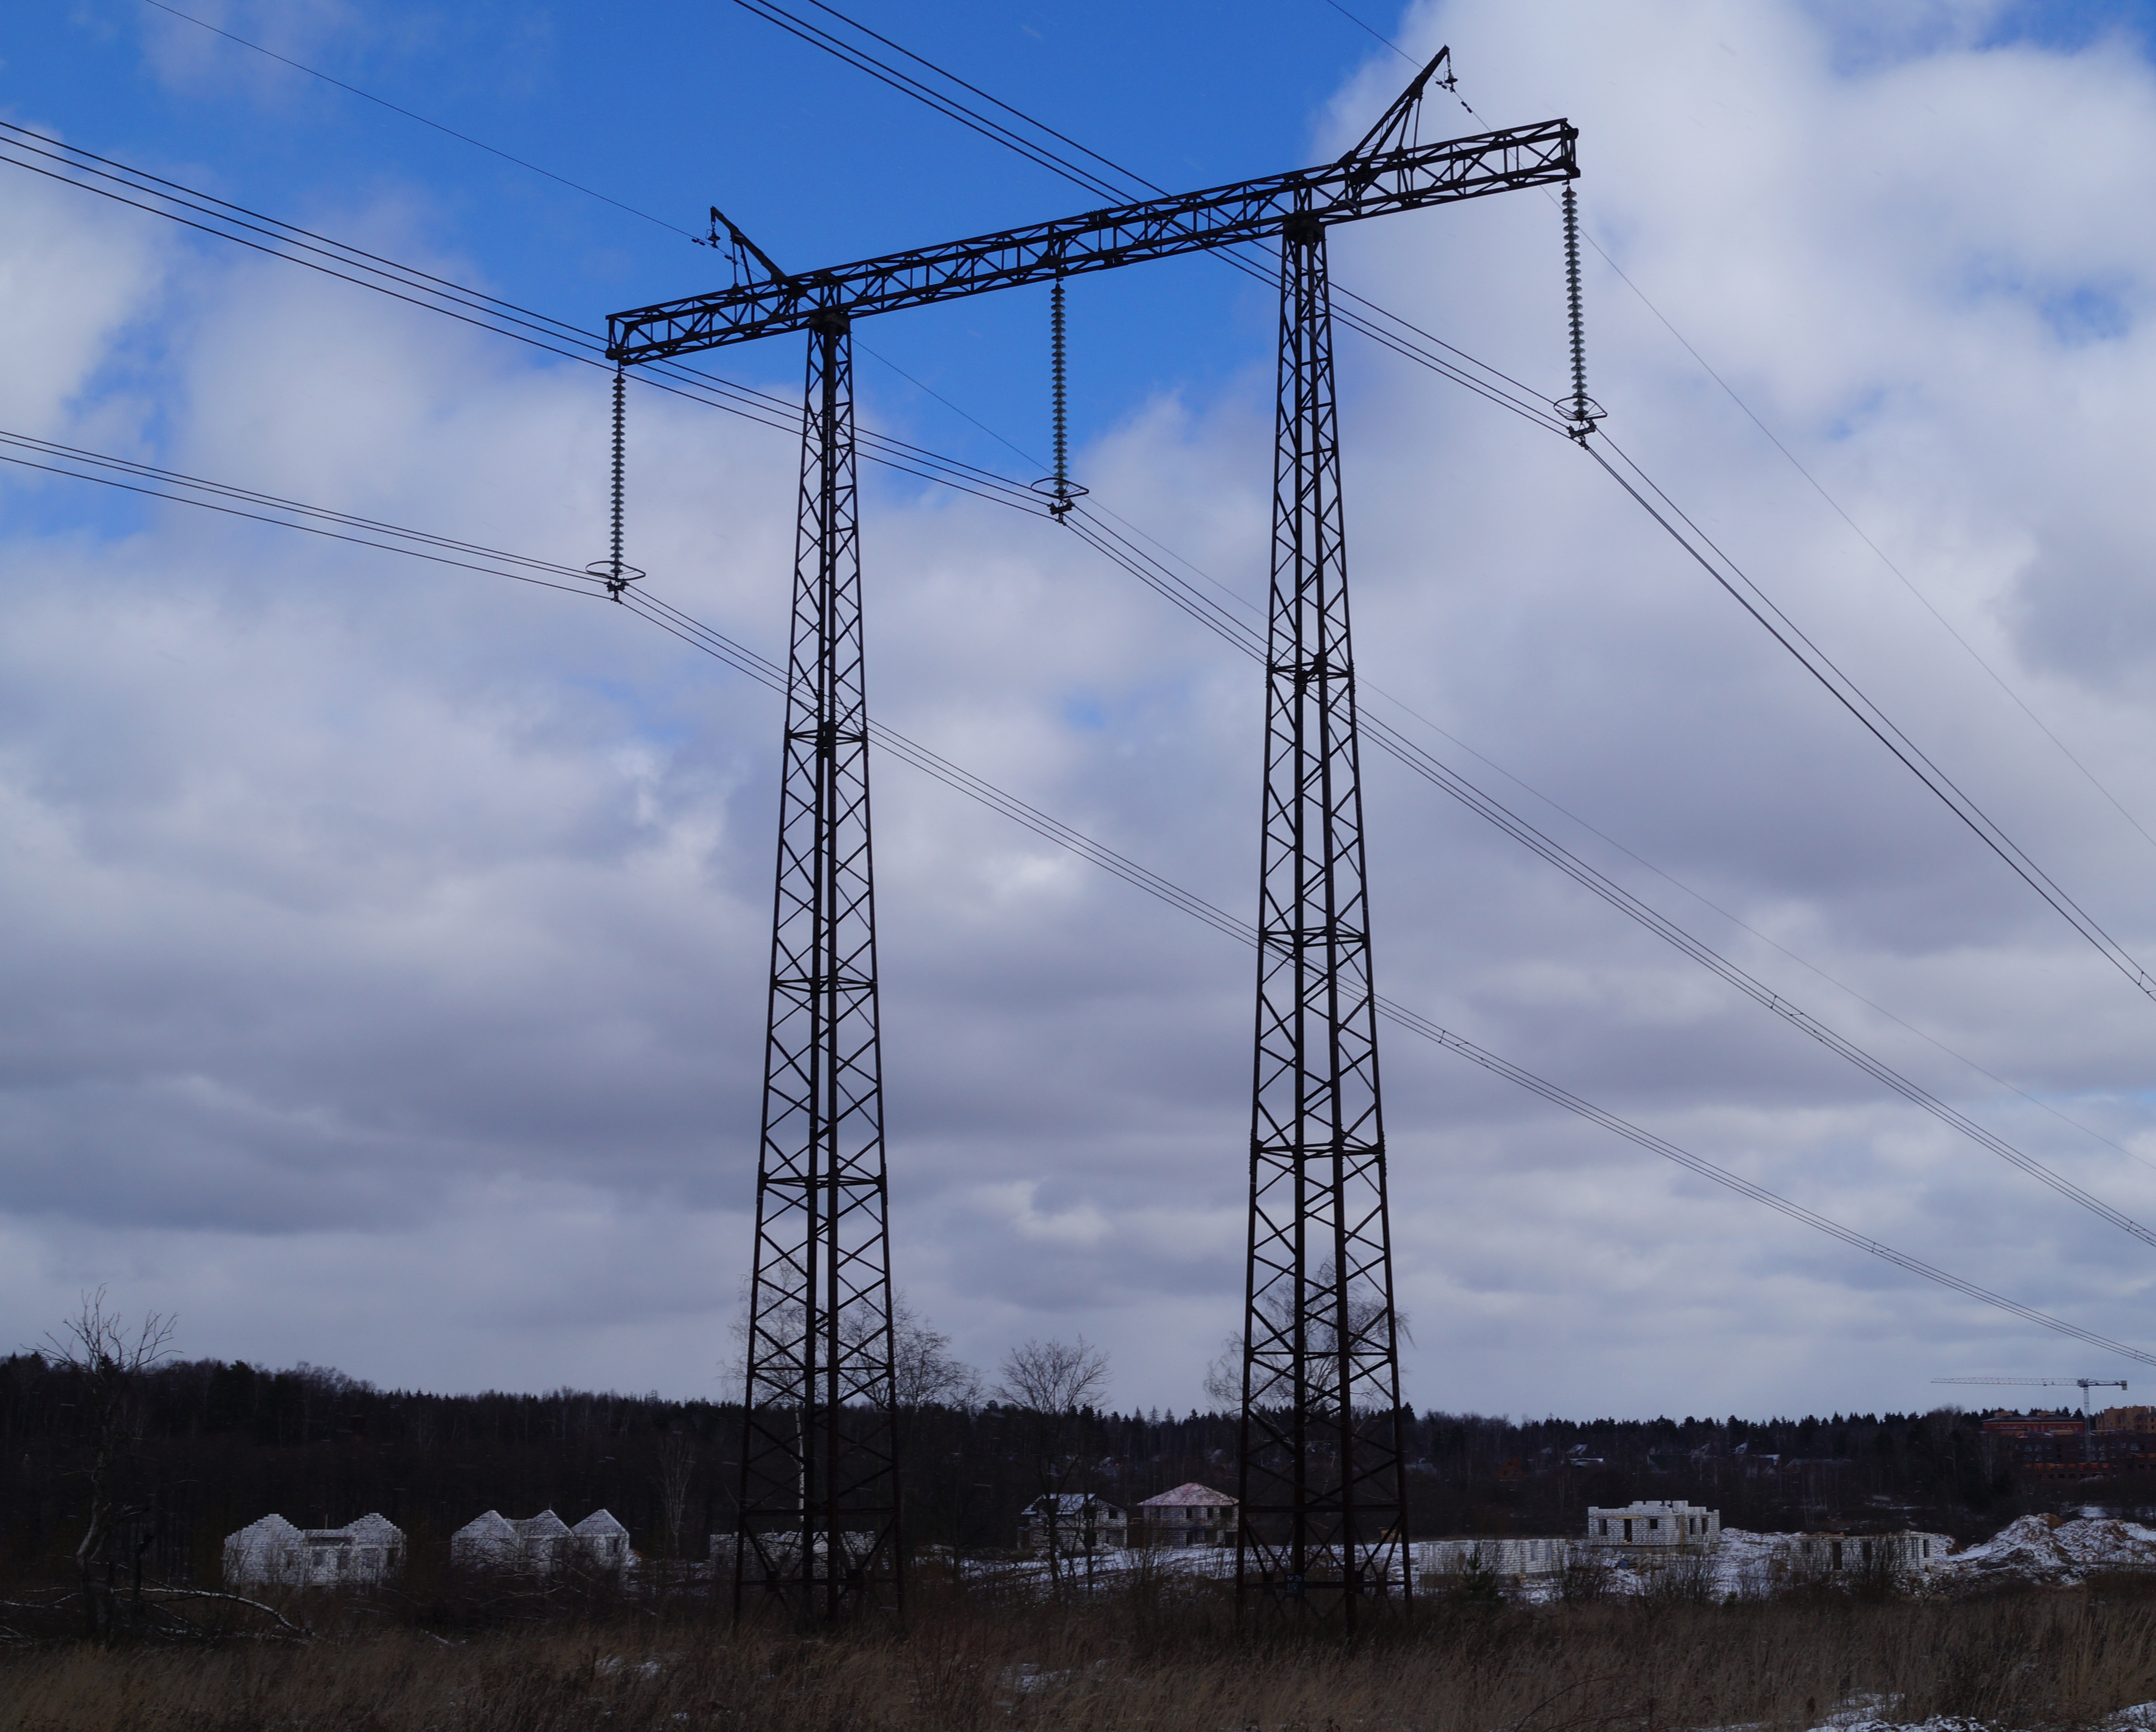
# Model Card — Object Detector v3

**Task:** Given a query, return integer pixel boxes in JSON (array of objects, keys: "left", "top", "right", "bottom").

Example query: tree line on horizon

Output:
[{"left": 1, "top": 1336, "right": 2103, "bottom": 1600}]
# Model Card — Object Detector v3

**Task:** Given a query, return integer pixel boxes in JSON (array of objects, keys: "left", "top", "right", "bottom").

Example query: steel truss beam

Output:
[
  {"left": 1236, "top": 213, "right": 1409, "bottom": 1628},
  {"left": 734, "top": 312, "right": 903, "bottom": 1621},
  {"left": 608, "top": 120, "right": 1574, "bottom": 361}
]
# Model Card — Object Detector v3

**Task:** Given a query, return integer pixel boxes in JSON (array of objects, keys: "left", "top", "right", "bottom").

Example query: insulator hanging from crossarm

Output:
[
  {"left": 1030, "top": 273, "right": 1087, "bottom": 520},
  {"left": 587, "top": 360, "right": 646, "bottom": 600},
  {"left": 1556, "top": 182, "right": 1606, "bottom": 441}
]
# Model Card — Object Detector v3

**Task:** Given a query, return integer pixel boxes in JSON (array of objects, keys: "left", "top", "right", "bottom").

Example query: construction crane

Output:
[
  {"left": 1933, "top": 1377, "right": 2129, "bottom": 1462},
  {"left": 1934, "top": 1375, "right": 2128, "bottom": 1417},
  {"left": 608, "top": 52, "right": 1576, "bottom": 1628},
  {"left": 1940, "top": 1379, "right": 2121, "bottom": 1422}
]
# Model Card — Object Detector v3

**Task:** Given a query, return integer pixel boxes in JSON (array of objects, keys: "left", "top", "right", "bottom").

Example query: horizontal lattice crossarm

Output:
[{"left": 608, "top": 120, "right": 1575, "bottom": 361}]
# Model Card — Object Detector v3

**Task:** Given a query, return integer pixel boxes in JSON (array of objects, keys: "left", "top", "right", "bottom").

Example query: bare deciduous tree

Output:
[
  {"left": 38, "top": 1288, "right": 177, "bottom": 1638},
  {"left": 892, "top": 1295, "right": 983, "bottom": 1413},
  {"left": 1202, "top": 1332, "right": 1243, "bottom": 1411},
  {"left": 724, "top": 1286, "right": 979, "bottom": 1413},
  {"left": 1211, "top": 1263, "right": 1412, "bottom": 1412},
  {"left": 655, "top": 1430, "right": 698, "bottom": 1559},
  {"left": 996, "top": 1338, "right": 1110, "bottom": 1584}
]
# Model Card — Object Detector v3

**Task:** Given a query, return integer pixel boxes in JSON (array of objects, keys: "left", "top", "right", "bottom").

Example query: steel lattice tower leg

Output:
[
  {"left": 1235, "top": 213, "right": 1410, "bottom": 1628},
  {"left": 734, "top": 309, "right": 903, "bottom": 1622}
]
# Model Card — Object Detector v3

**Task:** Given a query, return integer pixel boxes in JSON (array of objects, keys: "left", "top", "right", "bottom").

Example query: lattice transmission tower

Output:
[
  {"left": 1234, "top": 205, "right": 1408, "bottom": 1627},
  {"left": 730, "top": 308, "right": 903, "bottom": 1619},
  {"left": 606, "top": 52, "right": 1576, "bottom": 1624}
]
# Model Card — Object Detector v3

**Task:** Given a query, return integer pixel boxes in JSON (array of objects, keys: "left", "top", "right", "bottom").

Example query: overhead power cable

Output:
[
  {"left": 1568, "top": 160, "right": 2156, "bottom": 862},
  {"left": 42, "top": 10, "right": 2147, "bottom": 1352},
  {"left": 0, "top": 120, "right": 1047, "bottom": 514},
  {"left": 8, "top": 434, "right": 2148, "bottom": 1371},
  {"left": 1586, "top": 433, "right": 2156, "bottom": 1008},
  {"left": 18, "top": 84, "right": 2149, "bottom": 1170},
  {"left": 23, "top": 421, "right": 2152, "bottom": 1262},
  {"left": 12, "top": 122, "right": 2149, "bottom": 1225},
  {"left": 96, "top": 0, "right": 2148, "bottom": 1001},
  {"left": 1054, "top": 490, "right": 2156, "bottom": 1248},
  {"left": 1318, "top": 0, "right": 2156, "bottom": 862},
  {"left": 731, "top": 0, "right": 2156, "bottom": 1016},
  {"left": 120, "top": 0, "right": 1576, "bottom": 435},
  {"left": 1318, "top": 0, "right": 1417, "bottom": 63},
  {"left": 726, "top": 0, "right": 1572, "bottom": 436},
  {"left": 132, "top": 0, "right": 697, "bottom": 239},
  {"left": 1374, "top": 994, "right": 2156, "bottom": 1371}
]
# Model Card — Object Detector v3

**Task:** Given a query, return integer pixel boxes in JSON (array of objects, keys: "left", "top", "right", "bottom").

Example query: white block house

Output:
[
  {"left": 569, "top": 1508, "right": 632, "bottom": 1572},
  {"left": 1131, "top": 1484, "right": 1238, "bottom": 1548},
  {"left": 451, "top": 1508, "right": 632, "bottom": 1574},
  {"left": 1019, "top": 1494, "right": 1127, "bottom": 1556},
  {"left": 223, "top": 1513, "right": 405, "bottom": 1588},
  {"left": 1586, "top": 1500, "right": 1721, "bottom": 1547},
  {"left": 1417, "top": 1536, "right": 1570, "bottom": 1585},
  {"left": 1775, "top": 1531, "right": 1946, "bottom": 1577}
]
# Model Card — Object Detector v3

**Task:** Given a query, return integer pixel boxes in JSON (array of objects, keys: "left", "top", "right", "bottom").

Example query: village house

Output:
[
  {"left": 450, "top": 1508, "right": 631, "bottom": 1574},
  {"left": 1130, "top": 1484, "right": 1237, "bottom": 1548},
  {"left": 222, "top": 1513, "right": 405, "bottom": 1588},
  {"left": 1019, "top": 1494, "right": 1127, "bottom": 1557},
  {"left": 1586, "top": 1500, "right": 1721, "bottom": 1548}
]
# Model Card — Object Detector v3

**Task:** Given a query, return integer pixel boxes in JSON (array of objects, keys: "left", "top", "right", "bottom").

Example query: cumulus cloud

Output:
[{"left": 3, "top": 0, "right": 2156, "bottom": 1418}]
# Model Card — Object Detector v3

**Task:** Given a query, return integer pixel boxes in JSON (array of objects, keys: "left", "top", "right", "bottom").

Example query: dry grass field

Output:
[{"left": 6, "top": 1576, "right": 2156, "bottom": 1732}]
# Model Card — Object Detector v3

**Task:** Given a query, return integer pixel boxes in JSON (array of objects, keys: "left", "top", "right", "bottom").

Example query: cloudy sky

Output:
[{"left": 4, "top": 0, "right": 2156, "bottom": 1420}]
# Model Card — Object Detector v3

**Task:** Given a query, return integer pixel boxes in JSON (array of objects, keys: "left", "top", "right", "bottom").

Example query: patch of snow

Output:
[
  {"left": 1935, "top": 1513, "right": 2156, "bottom": 1587},
  {"left": 1777, "top": 1706, "right": 2156, "bottom": 1732}
]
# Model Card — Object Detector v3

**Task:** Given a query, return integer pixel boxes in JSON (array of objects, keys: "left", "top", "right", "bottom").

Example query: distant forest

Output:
[{"left": 0, "top": 1350, "right": 2127, "bottom": 1590}]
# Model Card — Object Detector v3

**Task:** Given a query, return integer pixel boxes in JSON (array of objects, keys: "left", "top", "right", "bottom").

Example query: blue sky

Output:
[
  {"left": 7, "top": 0, "right": 2156, "bottom": 1419},
  {"left": 12, "top": 0, "right": 1500, "bottom": 491}
]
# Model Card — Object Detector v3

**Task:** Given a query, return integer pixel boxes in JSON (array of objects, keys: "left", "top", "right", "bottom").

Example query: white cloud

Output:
[
  {"left": 5, "top": 0, "right": 2156, "bottom": 1418},
  {"left": 0, "top": 143, "right": 167, "bottom": 438}
]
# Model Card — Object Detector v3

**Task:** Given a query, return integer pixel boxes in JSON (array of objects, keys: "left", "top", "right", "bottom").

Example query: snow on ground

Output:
[
  {"left": 1931, "top": 1513, "right": 2156, "bottom": 1587},
  {"left": 956, "top": 1513, "right": 2156, "bottom": 1601},
  {"left": 1783, "top": 1703, "right": 2156, "bottom": 1732}
]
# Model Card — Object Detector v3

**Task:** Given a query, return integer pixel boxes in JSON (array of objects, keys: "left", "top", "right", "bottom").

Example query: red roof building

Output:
[{"left": 1131, "top": 1483, "right": 1238, "bottom": 1549}]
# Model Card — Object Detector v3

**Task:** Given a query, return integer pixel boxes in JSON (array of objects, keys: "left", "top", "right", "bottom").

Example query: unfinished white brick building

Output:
[
  {"left": 1019, "top": 1494, "right": 1126, "bottom": 1557},
  {"left": 222, "top": 1513, "right": 405, "bottom": 1588},
  {"left": 1130, "top": 1484, "right": 1238, "bottom": 1548},
  {"left": 1586, "top": 1500, "right": 1721, "bottom": 1547},
  {"left": 451, "top": 1508, "right": 631, "bottom": 1574},
  {"left": 1416, "top": 1536, "right": 1570, "bottom": 1587},
  {"left": 1772, "top": 1530, "right": 1945, "bottom": 1577}
]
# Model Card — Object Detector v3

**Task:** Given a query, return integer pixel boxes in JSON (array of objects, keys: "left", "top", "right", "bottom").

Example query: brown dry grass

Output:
[{"left": 5, "top": 1576, "right": 2156, "bottom": 1731}]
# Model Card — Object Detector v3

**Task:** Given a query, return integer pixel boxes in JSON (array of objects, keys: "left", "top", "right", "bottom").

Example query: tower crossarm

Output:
[{"left": 608, "top": 119, "right": 1576, "bottom": 362}]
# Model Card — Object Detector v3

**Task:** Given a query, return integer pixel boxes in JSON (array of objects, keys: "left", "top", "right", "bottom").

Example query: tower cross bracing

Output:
[
  {"left": 733, "top": 311, "right": 903, "bottom": 1619},
  {"left": 1235, "top": 210, "right": 1409, "bottom": 1626},
  {"left": 607, "top": 52, "right": 1576, "bottom": 1621}
]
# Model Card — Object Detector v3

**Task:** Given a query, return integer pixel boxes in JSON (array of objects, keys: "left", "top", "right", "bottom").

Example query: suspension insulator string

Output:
[
  {"left": 1558, "top": 183, "right": 1604, "bottom": 442},
  {"left": 609, "top": 364, "right": 627, "bottom": 589},
  {"left": 1051, "top": 278, "right": 1069, "bottom": 511},
  {"left": 589, "top": 361, "right": 645, "bottom": 599},
  {"left": 1033, "top": 273, "right": 1087, "bottom": 521}
]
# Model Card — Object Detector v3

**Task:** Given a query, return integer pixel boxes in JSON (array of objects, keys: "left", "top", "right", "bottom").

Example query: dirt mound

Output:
[{"left": 1938, "top": 1513, "right": 2156, "bottom": 1586}]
